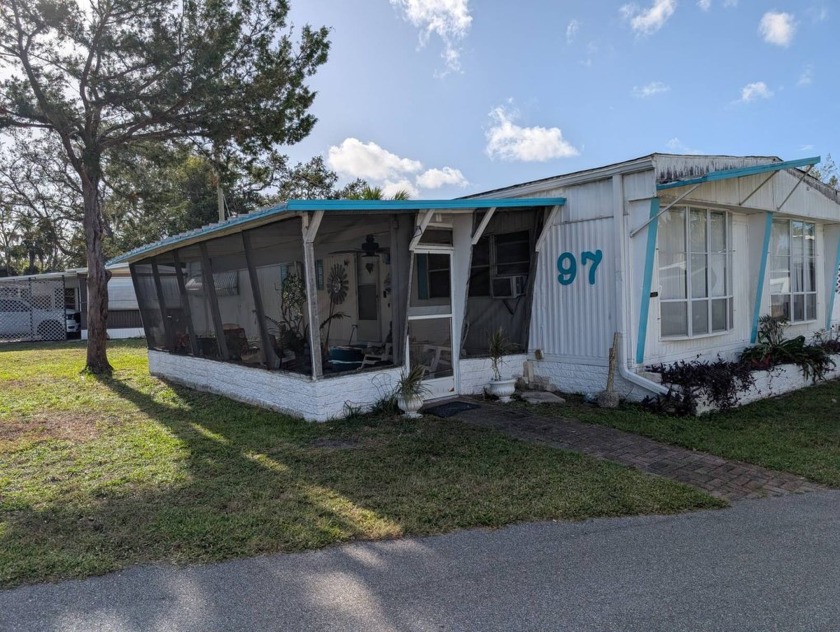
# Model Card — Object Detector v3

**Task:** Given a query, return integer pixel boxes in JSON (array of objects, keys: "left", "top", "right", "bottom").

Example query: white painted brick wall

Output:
[
  {"left": 148, "top": 351, "right": 401, "bottom": 422},
  {"left": 527, "top": 359, "right": 658, "bottom": 402},
  {"left": 459, "top": 354, "right": 527, "bottom": 395},
  {"left": 696, "top": 355, "right": 840, "bottom": 413}
]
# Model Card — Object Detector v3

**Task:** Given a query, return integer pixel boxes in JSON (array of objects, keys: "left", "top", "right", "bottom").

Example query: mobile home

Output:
[{"left": 112, "top": 153, "right": 840, "bottom": 420}]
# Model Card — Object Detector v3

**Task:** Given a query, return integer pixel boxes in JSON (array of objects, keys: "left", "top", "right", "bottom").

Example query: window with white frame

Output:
[
  {"left": 468, "top": 230, "right": 530, "bottom": 297},
  {"left": 659, "top": 207, "right": 733, "bottom": 337},
  {"left": 770, "top": 220, "right": 817, "bottom": 322}
]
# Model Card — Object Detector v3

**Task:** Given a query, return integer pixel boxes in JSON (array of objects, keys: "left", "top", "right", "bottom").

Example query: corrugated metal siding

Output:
[{"left": 530, "top": 217, "right": 615, "bottom": 360}]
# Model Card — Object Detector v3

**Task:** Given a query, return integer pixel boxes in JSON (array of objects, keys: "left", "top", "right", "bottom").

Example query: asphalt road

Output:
[{"left": 2, "top": 490, "right": 840, "bottom": 631}]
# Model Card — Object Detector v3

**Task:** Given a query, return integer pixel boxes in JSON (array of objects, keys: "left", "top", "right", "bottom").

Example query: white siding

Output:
[{"left": 530, "top": 216, "right": 616, "bottom": 360}]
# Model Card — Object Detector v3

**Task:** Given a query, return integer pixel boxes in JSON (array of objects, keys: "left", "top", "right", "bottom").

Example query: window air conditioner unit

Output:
[{"left": 491, "top": 275, "right": 527, "bottom": 299}]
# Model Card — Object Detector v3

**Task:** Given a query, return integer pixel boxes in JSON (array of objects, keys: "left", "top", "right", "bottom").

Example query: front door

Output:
[{"left": 407, "top": 249, "right": 456, "bottom": 400}]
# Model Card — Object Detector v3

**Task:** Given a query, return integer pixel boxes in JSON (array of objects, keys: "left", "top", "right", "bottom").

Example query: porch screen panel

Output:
[
  {"left": 155, "top": 252, "right": 194, "bottom": 355},
  {"left": 133, "top": 261, "right": 168, "bottom": 350},
  {"left": 202, "top": 233, "right": 262, "bottom": 367},
  {"left": 243, "top": 218, "right": 310, "bottom": 375},
  {"left": 177, "top": 244, "right": 222, "bottom": 360},
  {"left": 313, "top": 213, "right": 403, "bottom": 374},
  {"left": 461, "top": 209, "right": 541, "bottom": 357}
]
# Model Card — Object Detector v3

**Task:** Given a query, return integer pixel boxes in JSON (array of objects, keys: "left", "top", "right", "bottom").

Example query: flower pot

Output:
[
  {"left": 397, "top": 394, "right": 424, "bottom": 418},
  {"left": 487, "top": 378, "right": 517, "bottom": 403}
]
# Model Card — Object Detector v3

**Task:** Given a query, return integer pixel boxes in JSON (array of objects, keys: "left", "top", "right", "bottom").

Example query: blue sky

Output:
[{"left": 286, "top": 0, "right": 838, "bottom": 198}]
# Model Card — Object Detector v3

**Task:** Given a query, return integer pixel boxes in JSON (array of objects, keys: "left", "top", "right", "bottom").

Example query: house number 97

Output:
[{"left": 557, "top": 250, "right": 603, "bottom": 286}]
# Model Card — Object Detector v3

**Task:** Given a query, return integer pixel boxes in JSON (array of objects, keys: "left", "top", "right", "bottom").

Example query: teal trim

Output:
[
  {"left": 656, "top": 156, "right": 820, "bottom": 191},
  {"left": 827, "top": 234, "right": 840, "bottom": 330},
  {"left": 751, "top": 212, "right": 774, "bottom": 343},
  {"left": 109, "top": 197, "right": 566, "bottom": 265},
  {"left": 635, "top": 198, "right": 660, "bottom": 365}
]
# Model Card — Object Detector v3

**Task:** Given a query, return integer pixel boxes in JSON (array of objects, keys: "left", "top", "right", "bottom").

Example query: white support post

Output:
[
  {"left": 471, "top": 207, "right": 496, "bottom": 245},
  {"left": 535, "top": 205, "right": 563, "bottom": 253},
  {"left": 302, "top": 213, "right": 323, "bottom": 379},
  {"left": 409, "top": 210, "right": 434, "bottom": 251}
]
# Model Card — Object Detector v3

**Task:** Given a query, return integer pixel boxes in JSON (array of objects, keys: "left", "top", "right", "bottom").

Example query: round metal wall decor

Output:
[{"left": 328, "top": 263, "right": 349, "bottom": 305}]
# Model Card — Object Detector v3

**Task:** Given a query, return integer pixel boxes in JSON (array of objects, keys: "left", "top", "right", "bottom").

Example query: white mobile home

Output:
[{"left": 112, "top": 153, "right": 840, "bottom": 420}]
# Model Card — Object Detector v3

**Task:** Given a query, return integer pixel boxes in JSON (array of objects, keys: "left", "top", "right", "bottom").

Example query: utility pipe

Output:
[{"left": 612, "top": 174, "right": 669, "bottom": 397}]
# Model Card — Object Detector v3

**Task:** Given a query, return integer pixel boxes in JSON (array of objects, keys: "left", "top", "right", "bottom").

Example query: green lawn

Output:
[
  {"left": 0, "top": 340, "right": 722, "bottom": 588},
  {"left": 531, "top": 383, "right": 840, "bottom": 487}
]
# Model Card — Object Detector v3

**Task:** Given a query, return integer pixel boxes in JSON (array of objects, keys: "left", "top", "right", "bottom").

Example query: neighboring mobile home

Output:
[
  {"left": 0, "top": 264, "right": 143, "bottom": 343},
  {"left": 111, "top": 153, "right": 840, "bottom": 420}
]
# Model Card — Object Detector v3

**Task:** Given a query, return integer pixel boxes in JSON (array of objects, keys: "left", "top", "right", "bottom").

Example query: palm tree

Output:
[{"left": 347, "top": 185, "right": 410, "bottom": 201}]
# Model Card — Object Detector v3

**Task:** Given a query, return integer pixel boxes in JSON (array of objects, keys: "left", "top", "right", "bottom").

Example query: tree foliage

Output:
[{"left": 0, "top": 0, "right": 330, "bottom": 372}]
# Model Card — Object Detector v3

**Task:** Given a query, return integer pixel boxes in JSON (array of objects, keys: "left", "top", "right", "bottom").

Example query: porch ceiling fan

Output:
[{"left": 330, "top": 234, "right": 389, "bottom": 258}]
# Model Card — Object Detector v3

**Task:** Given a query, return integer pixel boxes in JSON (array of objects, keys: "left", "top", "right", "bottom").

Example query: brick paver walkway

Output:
[{"left": 455, "top": 402, "right": 826, "bottom": 502}]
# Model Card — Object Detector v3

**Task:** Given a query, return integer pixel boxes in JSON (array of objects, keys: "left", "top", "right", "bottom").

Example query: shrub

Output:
[
  {"left": 647, "top": 356, "right": 755, "bottom": 414},
  {"left": 740, "top": 316, "right": 835, "bottom": 382}
]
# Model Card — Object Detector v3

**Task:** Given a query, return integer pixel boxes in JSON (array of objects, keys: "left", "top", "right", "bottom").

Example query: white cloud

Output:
[
  {"left": 632, "top": 81, "right": 670, "bottom": 98},
  {"left": 485, "top": 106, "right": 579, "bottom": 162},
  {"left": 666, "top": 138, "right": 703, "bottom": 154},
  {"left": 327, "top": 138, "right": 467, "bottom": 196},
  {"left": 797, "top": 64, "right": 814, "bottom": 86},
  {"left": 327, "top": 138, "right": 422, "bottom": 181},
  {"left": 382, "top": 179, "right": 421, "bottom": 199},
  {"left": 759, "top": 11, "right": 796, "bottom": 47},
  {"left": 390, "top": 0, "right": 472, "bottom": 73},
  {"left": 697, "top": 0, "right": 711, "bottom": 10},
  {"left": 738, "top": 81, "right": 774, "bottom": 103},
  {"left": 566, "top": 19, "right": 580, "bottom": 44},
  {"left": 800, "top": 144, "right": 814, "bottom": 152},
  {"left": 620, "top": 0, "right": 677, "bottom": 36},
  {"left": 416, "top": 167, "right": 468, "bottom": 189}
]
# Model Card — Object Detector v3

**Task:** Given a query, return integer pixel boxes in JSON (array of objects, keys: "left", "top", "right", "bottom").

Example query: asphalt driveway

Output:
[{"left": 2, "top": 490, "right": 839, "bottom": 631}]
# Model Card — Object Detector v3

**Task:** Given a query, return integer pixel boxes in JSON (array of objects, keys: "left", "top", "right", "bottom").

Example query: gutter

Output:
[{"left": 612, "top": 174, "right": 669, "bottom": 397}]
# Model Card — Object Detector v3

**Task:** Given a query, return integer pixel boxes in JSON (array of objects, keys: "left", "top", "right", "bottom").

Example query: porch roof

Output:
[{"left": 108, "top": 197, "right": 566, "bottom": 265}]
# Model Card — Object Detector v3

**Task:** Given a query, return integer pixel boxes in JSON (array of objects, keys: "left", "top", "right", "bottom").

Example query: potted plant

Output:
[
  {"left": 486, "top": 327, "right": 517, "bottom": 403},
  {"left": 395, "top": 364, "right": 428, "bottom": 418}
]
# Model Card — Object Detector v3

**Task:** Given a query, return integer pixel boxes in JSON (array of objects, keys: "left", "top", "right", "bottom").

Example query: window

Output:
[
  {"left": 415, "top": 253, "right": 451, "bottom": 299},
  {"left": 469, "top": 230, "right": 530, "bottom": 297},
  {"left": 770, "top": 220, "right": 816, "bottom": 322},
  {"left": 659, "top": 208, "right": 732, "bottom": 337}
]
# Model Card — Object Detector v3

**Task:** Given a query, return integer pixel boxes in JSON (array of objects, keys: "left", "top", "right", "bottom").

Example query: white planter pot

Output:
[
  {"left": 487, "top": 378, "right": 517, "bottom": 403},
  {"left": 397, "top": 394, "right": 424, "bottom": 418}
]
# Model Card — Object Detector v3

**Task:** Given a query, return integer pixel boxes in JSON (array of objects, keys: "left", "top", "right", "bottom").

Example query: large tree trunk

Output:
[{"left": 82, "top": 178, "right": 112, "bottom": 374}]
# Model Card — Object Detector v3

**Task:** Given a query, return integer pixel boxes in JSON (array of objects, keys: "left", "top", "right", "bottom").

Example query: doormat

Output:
[{"left": 422, "top": 401, "right": 481, "bottom": 418}]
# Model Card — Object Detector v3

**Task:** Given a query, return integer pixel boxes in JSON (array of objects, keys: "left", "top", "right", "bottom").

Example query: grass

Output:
[
  {"left": 0, "top": 340, "right": 722, "bottom": 588},
  {"left": 528, "top": 382, "right": 840, "bottom": 488}
]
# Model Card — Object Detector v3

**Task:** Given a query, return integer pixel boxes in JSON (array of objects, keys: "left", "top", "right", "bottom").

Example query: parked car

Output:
[{"left": 0, "top": 297, "right": 80, "bottom": 341}]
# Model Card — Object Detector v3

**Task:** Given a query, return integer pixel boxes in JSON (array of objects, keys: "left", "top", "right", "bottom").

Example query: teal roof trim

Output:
[
  {"left": 656, "top": 156, "right": 820, "bottom": 191},
  {"left": 108, "top": 197, "right": 565, "bottom": 265}
]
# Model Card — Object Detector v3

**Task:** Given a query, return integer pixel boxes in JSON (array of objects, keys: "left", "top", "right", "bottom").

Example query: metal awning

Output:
[
  {"left": 631, "top": 156, "right": 823, "bottom": 238},
  {"left": 656, "top": 156, "right": 820, "bottom": 191},
  {"left": 108, "top": 197, "right": 566, "bottom": 265}
]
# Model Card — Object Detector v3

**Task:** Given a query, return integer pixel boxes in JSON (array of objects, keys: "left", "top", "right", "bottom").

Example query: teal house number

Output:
[{"left": 557, "top": 249, "right": 603, "bottom": 286}]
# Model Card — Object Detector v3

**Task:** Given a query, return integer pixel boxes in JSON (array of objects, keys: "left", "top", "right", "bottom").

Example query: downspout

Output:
[{"left": 612, "top": 174, "right": 669, "bottom": 397}]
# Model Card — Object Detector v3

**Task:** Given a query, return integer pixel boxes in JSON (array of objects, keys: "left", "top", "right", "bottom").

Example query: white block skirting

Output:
[
  {"left": 695, "top": 354, "right": 840, "bottom": 414},
  {"left": 149, "top": 351, "right": 401, "bottom": 422}
]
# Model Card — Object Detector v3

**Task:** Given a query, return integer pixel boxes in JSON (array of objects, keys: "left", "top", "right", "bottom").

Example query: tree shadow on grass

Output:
[
  {"left": 1, "top": 371, "right": 722, "bottom": 591},
  {"left": 0, "top": 373, "right": 409, "bottom": 589}
]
